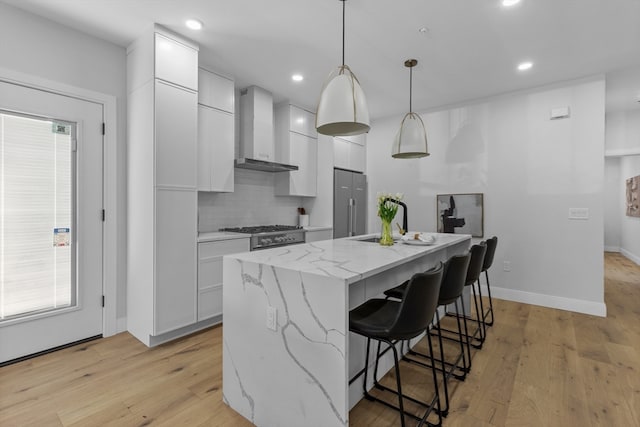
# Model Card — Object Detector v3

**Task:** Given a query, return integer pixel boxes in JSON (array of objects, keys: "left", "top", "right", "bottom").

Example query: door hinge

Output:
[
  {"left": 101, "top": 295, "right": 105, "bottom": 307},
  {"left": 102, "top": 123, "right": 106, "bottom": 135},
  {"left": 101, "top": 209, "right": 105, "bottom": 222}
]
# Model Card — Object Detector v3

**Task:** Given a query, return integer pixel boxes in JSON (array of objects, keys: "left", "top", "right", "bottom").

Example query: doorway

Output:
[{"left": 0, "top": 80, "right": 104, "bottom": 363}]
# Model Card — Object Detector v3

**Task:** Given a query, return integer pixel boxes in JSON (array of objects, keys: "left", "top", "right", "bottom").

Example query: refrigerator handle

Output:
[
  {"left": 352, "top": 200, "right": 357, "bottom": 236},
  {"left": 348, "top": 198, "right": 354, "bottom": 236}
]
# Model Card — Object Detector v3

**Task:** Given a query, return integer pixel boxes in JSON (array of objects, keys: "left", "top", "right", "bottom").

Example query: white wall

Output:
[
  {"left": 0, "top": 3, "right": 128, "bottom": 324},
  {"left": 367, "top": 77, "right": 606, "bottom": 316},
  {"left": 620, "top": 155, "right": 640, "bottom": 263},
  {"left": 606, "top": 110, "right": 640, "bottom": 153},
  {"left": 604, "top": 158, "right": 622, "bottom": 251}
]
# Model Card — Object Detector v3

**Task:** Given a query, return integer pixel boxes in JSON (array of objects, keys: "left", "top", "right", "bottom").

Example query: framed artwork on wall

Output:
[
  {"left": 626, "top": 175, "right": 639, "bottom": 217},
  {"left": 437, "top": 193, "right": 484, "bottom": 237}
]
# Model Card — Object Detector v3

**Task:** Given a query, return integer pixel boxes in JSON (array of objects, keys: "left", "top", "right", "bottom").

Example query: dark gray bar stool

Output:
[
  {"left": 480, "top": 236, "right": 498, "bottom": 326},
  {"left": 350, "top": 265, "right": 444, "bottom": 427},
  {"left": 385, "top": 253, "right": 472, "bottom": 417}
]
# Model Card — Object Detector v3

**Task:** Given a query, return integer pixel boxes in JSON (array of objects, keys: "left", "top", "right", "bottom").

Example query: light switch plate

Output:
[{"left": 568, "top": 208, "right": 589, "bottom": 220}]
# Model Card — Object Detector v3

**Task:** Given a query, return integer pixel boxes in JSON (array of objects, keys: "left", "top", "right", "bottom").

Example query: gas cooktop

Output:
[
  {"left": 220, "top": 225, "right": 305, "bottom": 250},
  {"left": 220, "top": 225, "right": 303, "bottom": 234}
]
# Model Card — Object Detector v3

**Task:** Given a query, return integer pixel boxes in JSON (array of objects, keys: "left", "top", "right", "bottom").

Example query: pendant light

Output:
[
  {"left": 392, "top": 59, "right": 429, "bottom": 158},
  {"left": 316, "top": 0, "right": 370, "bottom": 136}
]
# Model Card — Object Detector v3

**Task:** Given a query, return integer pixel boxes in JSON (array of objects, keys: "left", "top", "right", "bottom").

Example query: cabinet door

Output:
[
  {"left": 289, "top": 105, "right": 317, "bottom": 138},
  {"left": 155, "top": 33, "right": 198, "bottom": 90},
  {"left": 350, "top": 140, "right": 366, "bottom": 173},
  {"left": 197, "top": 239, "right": 249, "bottom": 321},
  {"left": 197, "top": 105, "right": 234, "bottom": 192},
  {"left": 155, "top": 189, "right": 197, "bottom": 335},
  {"left": 155, "top": 80, "right": 197, "bottom": 188},
  {"left": 289, "top": 133, "right": 317, "bottom": 197},
  {"left": 198, "top": 68, "right": 234, "bottom": 113},
  {"left": 333, "top": 137, "right": 350, "bottom": 170}
]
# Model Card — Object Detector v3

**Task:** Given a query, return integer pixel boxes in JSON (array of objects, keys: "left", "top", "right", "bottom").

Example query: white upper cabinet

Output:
[
  {"left": 155, "top": 80, "right": 198, "bottom": 188},
  {"left": 274, "top": 103, "right": 318, "bottom": 197},
  {"left": 334, "top": 134, "right": 366, "bottom": 173},
  {"left": 288, "top": 105, "right": 317, "bottom": 138},
  {"left": 198, "top": 105, "right": 234, "bottom": 192},
  {"left": 198, "top": 68, "right": 234, "bottom": 113},
  {"left": 197, "top": 68, "right": 235, "bottom": 192},
  {"left": 155, "top": 33, "right": 198, "bottom": 91}
]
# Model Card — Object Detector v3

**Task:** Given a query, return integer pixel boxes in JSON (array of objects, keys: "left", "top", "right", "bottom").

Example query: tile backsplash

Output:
[{"left": 198, "top": 168, "right": 303, "bottom": 232}]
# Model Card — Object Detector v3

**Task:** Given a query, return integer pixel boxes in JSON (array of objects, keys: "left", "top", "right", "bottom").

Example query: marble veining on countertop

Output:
[{"left": 225, "top": 233, "right": 470, "bottom": 284}]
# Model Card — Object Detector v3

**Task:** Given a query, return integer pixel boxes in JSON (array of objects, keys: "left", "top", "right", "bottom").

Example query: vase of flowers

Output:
[{"left": 377, "top": 193, "right": 402, "bottom": 246}]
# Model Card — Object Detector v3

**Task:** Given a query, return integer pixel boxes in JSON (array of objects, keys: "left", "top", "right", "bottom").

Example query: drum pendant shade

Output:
[
  {"left": 316, "top": 65, "right": 370, "bottom": 136},
  {"left": 392, "top": 59, "right": 429, "bottom": 158},
  {"left": 315, "top": 0, "right": 370, "bottom": 137}
]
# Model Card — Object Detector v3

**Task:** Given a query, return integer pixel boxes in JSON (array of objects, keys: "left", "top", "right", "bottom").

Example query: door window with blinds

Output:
[{"left": 0, "top": 110, "right": 76, "bottom": 322}]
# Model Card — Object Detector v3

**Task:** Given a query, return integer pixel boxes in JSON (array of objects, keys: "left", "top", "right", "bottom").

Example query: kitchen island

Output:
[{"left": 222, "top": 233, "right": 471, "bottom": 427}]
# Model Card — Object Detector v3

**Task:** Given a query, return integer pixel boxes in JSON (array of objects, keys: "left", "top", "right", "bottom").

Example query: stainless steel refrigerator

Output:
[{"left": 333, "top": 169, "right": 367, "bottom": 238}]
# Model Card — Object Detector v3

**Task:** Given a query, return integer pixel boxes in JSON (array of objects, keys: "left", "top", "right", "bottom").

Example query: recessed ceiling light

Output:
[
  {"left": 502, "top": 0, "right": 521, "bottom": 6},
  {"left": 185, "top": 19, "right": 203, "bottom": 30},
  {"left": 418, "top": 27, "right": 429, "bottom": 35},
  {"left": 517, "top": 61, "right": 533, "bottom": 71},
  {"left": 291, "top": 74, "right": 304, "bottom": 82}
]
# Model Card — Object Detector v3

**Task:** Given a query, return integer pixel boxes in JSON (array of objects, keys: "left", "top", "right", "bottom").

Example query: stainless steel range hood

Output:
[
  {"left": 234, "top": 158, "right": 298, "bottom": 172},
  {"left": 237, "top": 86, "right": 298, "bottom": 173}
]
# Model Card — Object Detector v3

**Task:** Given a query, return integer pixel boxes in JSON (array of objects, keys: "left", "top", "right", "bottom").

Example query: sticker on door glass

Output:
[
  {"left": 52, "top": 122, "right": 70, "bottom": 135},
  {"left": 54, "top": 228, "right": 70, "bottom": 246}
]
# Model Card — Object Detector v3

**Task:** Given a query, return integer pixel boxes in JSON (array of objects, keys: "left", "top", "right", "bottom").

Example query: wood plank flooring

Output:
[{"left": 1, "top": 252, "right": 638, "bottom": 426}]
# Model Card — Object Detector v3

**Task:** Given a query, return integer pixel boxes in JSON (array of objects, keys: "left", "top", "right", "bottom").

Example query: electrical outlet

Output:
[
  {"left": 503, "top": 261, "right": 511, "bottom": 272},
  {"left": 266, "top": 306, "right": 277, "bottom": 331}
]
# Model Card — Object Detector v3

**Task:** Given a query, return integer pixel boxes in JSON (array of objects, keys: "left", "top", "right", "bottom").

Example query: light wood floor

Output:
[{"left": 1, "top": 252, "right": 638, "bottom": 426}]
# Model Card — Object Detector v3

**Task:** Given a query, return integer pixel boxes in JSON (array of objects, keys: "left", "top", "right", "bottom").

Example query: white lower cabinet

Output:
[
  {"left": 197, "top": 238, "right": 249, "bottom": 321},
  {"left": 155, "top": 189, "right": 197, "bottom": 334}
]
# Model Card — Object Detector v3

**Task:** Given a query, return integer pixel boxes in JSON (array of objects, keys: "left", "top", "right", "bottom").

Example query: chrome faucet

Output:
[{"left": 385, "top": 198, "right": 408, "bottom": 232}]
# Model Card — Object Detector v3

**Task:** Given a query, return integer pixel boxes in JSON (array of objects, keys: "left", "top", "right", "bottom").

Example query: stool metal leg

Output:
[
  {"left": 483, "top": 270, "right": 495, "bottom": 326},
  {"left": 470, "top": 283, "right": 486, "bottom": 349}
]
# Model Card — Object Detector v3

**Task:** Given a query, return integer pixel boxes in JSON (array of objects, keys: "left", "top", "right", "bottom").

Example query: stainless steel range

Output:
[{"left": 220, "top": 225, "right": 306, "bottom": 251}]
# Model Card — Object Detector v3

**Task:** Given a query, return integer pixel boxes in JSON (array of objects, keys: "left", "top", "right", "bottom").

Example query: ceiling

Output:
[{"left": 3, "top": 0, "right": 640, "bottom": 118}]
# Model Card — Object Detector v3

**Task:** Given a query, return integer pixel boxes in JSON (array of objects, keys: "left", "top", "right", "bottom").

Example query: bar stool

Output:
[
  {"left": 438, "top": 243, "right": 487, "bottom": 350},
  {"left": 464, "top": 243, "right": 488, "bottom": 349},
  {"left": 350, "top": 265, "right": 444, "bottom": 427},
  {"left": 480, "top": 236, "right": 498, "bottom": 326},
  {"left": 384, "top": 253, "right": 472, "bottom": 417}
]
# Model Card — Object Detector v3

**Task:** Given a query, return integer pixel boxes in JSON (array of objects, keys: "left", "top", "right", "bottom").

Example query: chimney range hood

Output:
[{"left": 236, "top": 86, "right": 298, "bottom": 173}]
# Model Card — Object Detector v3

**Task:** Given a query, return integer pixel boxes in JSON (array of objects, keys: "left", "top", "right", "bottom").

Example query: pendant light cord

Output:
[
  {"left": 409, "top": 65, "right": 413, "bottom": 113},
  {"left": 342, "top": 0, "right": 346, "bottom": 67}
]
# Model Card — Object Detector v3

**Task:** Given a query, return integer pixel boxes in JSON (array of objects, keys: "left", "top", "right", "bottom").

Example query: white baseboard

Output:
[
  {"left": 620, "top": 248, "right": 640, "bottom": 265},
  {"left": 479, "top": 285, "right": 606, "bottom": 317},
  {"left": 604, "top": 246, "right": 620, "bottom": 253}
]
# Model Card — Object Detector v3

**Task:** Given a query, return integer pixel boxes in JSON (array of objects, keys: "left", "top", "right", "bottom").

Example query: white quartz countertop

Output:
[
  {"left": 225, "top": 232, "right": 471, "bottom": 284},
  {"left": 197, "top": 231, "right": 250, "bottom": 243}
]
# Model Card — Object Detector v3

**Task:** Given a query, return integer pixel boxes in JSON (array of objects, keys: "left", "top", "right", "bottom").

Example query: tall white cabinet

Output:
[
  {"left": 274, "top": 104, "right": 318, "bottom": 197},
  {"left": 127, "top": 25, "right": 200, "bottom": 346},
  {"left": 197, "top": 67, "right": 235, "bottom": 192}
]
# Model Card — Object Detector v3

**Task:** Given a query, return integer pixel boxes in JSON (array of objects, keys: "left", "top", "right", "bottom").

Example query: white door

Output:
[{"left": 0, "top": 80, "right": 103, "bottom": 364}]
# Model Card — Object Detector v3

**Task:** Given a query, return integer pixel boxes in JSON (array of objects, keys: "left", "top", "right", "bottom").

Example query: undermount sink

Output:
[{"left": 357, "top": 236, "right": 382, "bottom": 243}]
